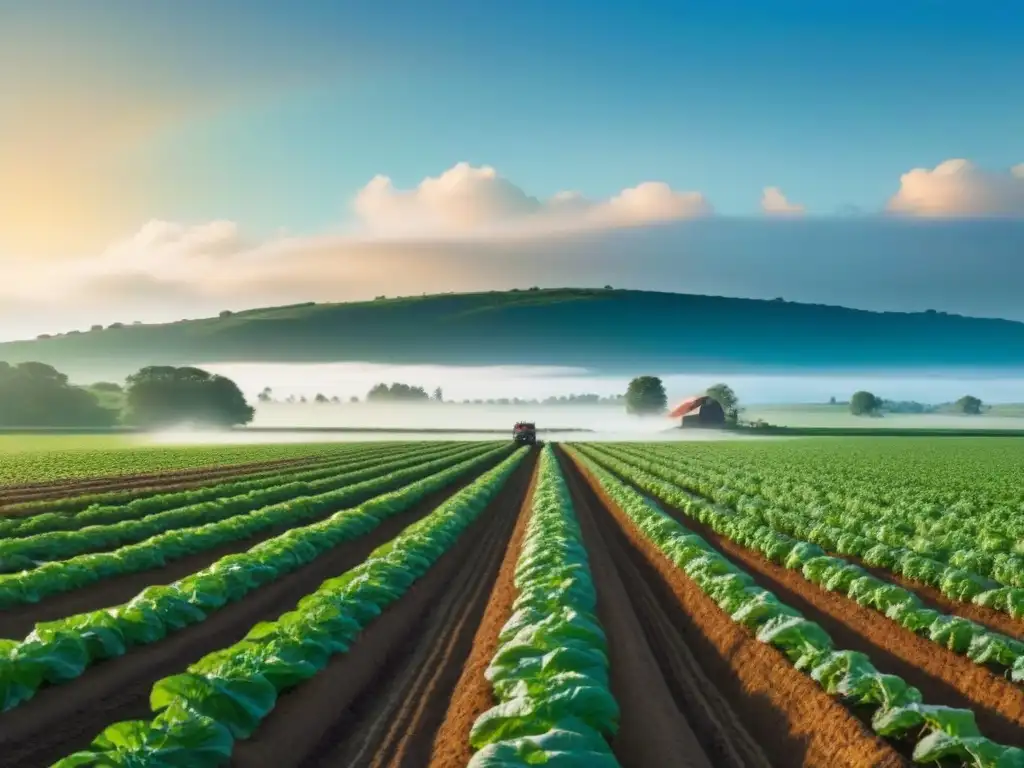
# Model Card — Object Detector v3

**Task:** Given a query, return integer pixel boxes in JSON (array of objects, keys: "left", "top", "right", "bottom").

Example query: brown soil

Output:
[
  {"left": 0, "top": 467, "right": 495, "bottom": 768},
  {"left": 0, "top": 455, "right": 329, "bottom": 505},
  {"left": 651, "top": 500, "right": 1024, "bottom": 748},
  {"left": 608, "top": 446, "right": 1024, "bottom": 640},
  {"left": 561, "top": 452, "right": 720, "bottom": 768},
  {"left": 427, "top": 460, "right": 537, "bottom": 768},
  {"left": 230, "top": 450, "right": 538, "bottom": 768},
  {"left": 0, "top": 445, "right": 412, "bottom": 515},
  {"left": 853, "top": 558, "right": 1024, "bottom": 640},
  {"left": 564, "top": 450, "right": 906, "bottom": 768},
  {"left": 0, "top": 450, "right": 503, "bottom": 638}
]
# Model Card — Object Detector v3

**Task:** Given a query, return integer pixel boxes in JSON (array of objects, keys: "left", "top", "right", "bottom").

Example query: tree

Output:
[
  {"left": 366, "top": 382, "right": 430, "bottom": 402},
  {"left": 955, "top": 395, "right": 983, "bottom": 415},
  {"left": 706, "top": 383, "right": 738, "bottom": 411},
  {"left": 314, "top": 393, "right": 329, "bottom": 403},
  {"left": 829, "top": 396, "right": 837, "bottom": 405},
  {"left": 123, "top": 366, "right": 254, "bottom": 428},
  {"left": 349, "top": 395, "right": 359, "bottom": 403},
  {"left": 705, "top": 383, "right": 739, "bottom": 424},
  {"left": 625, "top": 376, "right": 667, "bottom": 415},
  {"left": 432, "top": 387, "right": 444, "bottom": 402},
  {"left": 0, "top": 361, "right": 116, "bottom": 427},
  {"left": 91, "top": 381, "right": 123, "bottom": 393},
  {"left": 850, "top": 390, "right": 882, "bottom": 416}
]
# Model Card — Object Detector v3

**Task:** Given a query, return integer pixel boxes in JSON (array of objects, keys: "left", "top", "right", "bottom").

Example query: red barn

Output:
[{"left": 668, "top": 395, "right": 726, "bottom": 428}]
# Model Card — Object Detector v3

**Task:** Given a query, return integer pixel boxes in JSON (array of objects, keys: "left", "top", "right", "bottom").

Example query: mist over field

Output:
[{"left": 203, "top": 361, "right": 1024, "bottom": 410}]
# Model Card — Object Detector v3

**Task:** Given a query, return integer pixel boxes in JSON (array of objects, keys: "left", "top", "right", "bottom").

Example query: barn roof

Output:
[{"left": 668, "top": 395, "right": 710, "bottom": 419}]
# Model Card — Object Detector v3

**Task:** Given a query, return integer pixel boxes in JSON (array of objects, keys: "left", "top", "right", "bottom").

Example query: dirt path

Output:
[
  {"left": 427, "top": 463, "right": 537, "bottom": 768},
  {"left": 565, "top": 452, "right": 906, "bottom": 768},
  {"left": 0, "top": 466, "right": 499, "bottom": 768},
  {"left": 230, "top": 450, "right": 538, "bottom": 768},
  {"left": 653, "top": 500, "right": 1024, "bottom": 748}
]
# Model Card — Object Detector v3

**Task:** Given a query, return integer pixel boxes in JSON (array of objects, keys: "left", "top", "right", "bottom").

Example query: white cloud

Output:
[
  {"left": 350, "top": 162, "right": 711, "bottom": 237},
  {"left": 761, "top": 186, "right": 805, "bottom": 216},
  {"left": 9, "top": 157, "right": 1024, "bottom": 340},
  {"left": 887, "top": 159, "right": 1024, "bottom": 218}
]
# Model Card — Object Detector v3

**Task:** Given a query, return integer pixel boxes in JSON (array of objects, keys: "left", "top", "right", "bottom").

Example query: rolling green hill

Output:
[{"left": 4, "top": 288, "right": 1024, "bottom": 380}]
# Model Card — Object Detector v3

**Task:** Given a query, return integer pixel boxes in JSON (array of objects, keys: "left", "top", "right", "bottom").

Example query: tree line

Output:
[
  {"left": 0, "top": 362, "right": 253, "bottom": 429},
  {"left": 257, "top": 384, "right": 627, "bottom": 407},
  {"left": 848, "top": 392, "right": 985, "bottom": 417}
]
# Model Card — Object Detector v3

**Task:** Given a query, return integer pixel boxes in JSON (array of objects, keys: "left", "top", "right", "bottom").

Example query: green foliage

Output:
[
  {"left": 568, "top": 445, "right": 1024, "bottom": 767},
  {"left": 365, "top": 382, "right": 430, "bottom": 402},
  {"left": 0, "top": 443, "right": 502, "bottom": 611},
  {"left": 55, "top": 448, "right": 528, "bottom": 766},
  {"left": 0, "top": 443, "right": 412, "bottom": 525},
  {"left": 624, "top": 376, "right": 666, "bottom": 416},
  {"left": 0, "top": 361, "right": 115, "bottom": 427},
  {"left": 850, "top": 390, "right": 882, "bottom": 416},
  {"left": 124, "top": 366, "right": 254, "bottom": 428},
  {"left": 705, "top": 383, "right": 738, "bottom": 412},
  {"left": 0, "top": 441, "right": 345, "bottom": 485},
  {"left": 469, "top": 446, "right": 620, "bottom": 766},
  {"left": 0, "top": 443, "right": 465, "bottom": 557},
  {"left": 8, "top": 288, "right": 1024, "bottom": 380},
  {"left": 0, "top": 444, "right": 512, "bottom": 712},
  {"left": 956, "top": 395, "right": 983, "bottom": 415}
]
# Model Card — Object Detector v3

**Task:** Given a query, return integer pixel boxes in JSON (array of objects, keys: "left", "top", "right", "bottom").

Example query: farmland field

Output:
[{"left": 1, "top": 437, "right": 1023, "bottom": 767}]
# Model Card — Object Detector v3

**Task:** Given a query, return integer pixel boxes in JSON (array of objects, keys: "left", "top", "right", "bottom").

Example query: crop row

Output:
[
  {"left": 0, "top": 442, "right": 486, "bottom": 571},
  {"left": 0, "top": 442, "right": 417, "bottom": 521},
  {"left": 468, "top": 445, "right": 620, "bottom": 767},
  {"left": 52, "top": 447, "right": 529, "bottom": 766},
  {"left": 579, "top": 444, "right": 1024, "bottom": 682},
  {"left": 565, "top": 446, "right": 1024, "bottom": 768},
  {"left": 0, "top": 442, "right": 504, "bottom": 608},
  {"left": 606, "top": 442, "right": 1024, "bottom": 621},
  {"left": 0, "top": 441, "right": 429, "bottom": 537},
  {"left": 0, "top": 444, "right": 511, "bottom": 712},
  {"left": 0, "top": 442, "right": 352, "bottom": 487},
  {"left": 639, "top": 442, "right": 1024, "bottom": 570}
]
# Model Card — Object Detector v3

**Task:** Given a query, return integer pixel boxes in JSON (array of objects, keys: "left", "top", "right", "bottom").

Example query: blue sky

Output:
[{"left": 1, "top": 0, "right": 1023, "bottom": 336}]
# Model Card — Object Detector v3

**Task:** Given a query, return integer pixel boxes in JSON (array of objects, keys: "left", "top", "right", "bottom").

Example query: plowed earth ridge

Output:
[
  {"left": 563, "top": 450, "right": 905, "bottom": 768},
  {"left": 0, "top": 449, "right": 488, "bottom": 637},
  {"left": 0, "top": 454, "right": 336, "bottom": 506},
  {"left": 0, "top": 465, "right": 497, "bottom": 768},
  {"left": 229, "top": 450, "right": 538, "bottom": 768},
  {"left": 592, "top": 453, "right": 1024, "bottom": 748}
]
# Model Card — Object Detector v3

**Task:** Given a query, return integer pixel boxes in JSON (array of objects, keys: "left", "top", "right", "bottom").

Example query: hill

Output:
[{"left": 4, "top": 288, "right": 1024, "bottom": 380}]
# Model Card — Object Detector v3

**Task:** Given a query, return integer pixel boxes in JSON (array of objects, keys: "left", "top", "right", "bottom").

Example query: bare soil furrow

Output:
[
  {"left": 0, "top": 454, "right": 493, "bottom": 638},
  {"left": 230, "top": 451, "right": 537, "bottom": 768},
  {"left": 567, "top": 453, "right": 905, "bottom": 768},
  {"left": 0, "top": 455, "right": 331, "bottom": 506},
  {"left": 427, "top": 466, "right": 536, "bottom": 768},
  {"left": 0, "top": 470, "right": 490, "bottom": 768},
  {"left": 650, "top": 494, "right": 1024, "bottom": 749}
]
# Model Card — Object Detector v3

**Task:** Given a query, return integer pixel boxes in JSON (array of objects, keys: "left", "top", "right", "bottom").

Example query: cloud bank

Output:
[
  {"left": 351, "top": 162, "right": 711, "bottom": 237},
  {"left": 761, "top": 187, "right": 805, "bottom": 216},
  {"left": 3, "top": 159, "right": 1024, "bottom": 340},
  {"left": 887, "top": 159, "right": 1024, "bottom": 218}
]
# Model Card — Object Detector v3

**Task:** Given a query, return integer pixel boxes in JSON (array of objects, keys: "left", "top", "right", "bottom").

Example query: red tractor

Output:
[{"left": 512, "top": 421, "right": 537, "bottom": 446}]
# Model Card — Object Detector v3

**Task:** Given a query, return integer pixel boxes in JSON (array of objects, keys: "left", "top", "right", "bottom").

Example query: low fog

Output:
[
  {"left": 132, "top": 360, "right": 1024, "bottom": 445},
  {"left": 205, "top": 362, "right": 1024, "bottom": 407}
]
